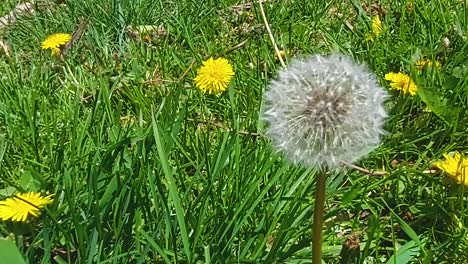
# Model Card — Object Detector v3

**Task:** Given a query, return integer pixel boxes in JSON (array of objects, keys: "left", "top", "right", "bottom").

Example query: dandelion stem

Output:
[{"left": 312, "top": 169, "right": 326, "bottom": 264}]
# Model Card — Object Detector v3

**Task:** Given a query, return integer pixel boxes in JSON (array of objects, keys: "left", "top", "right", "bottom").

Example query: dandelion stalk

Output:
[{"left": 312, "top": 169, "right": 326, "bottom": 263}]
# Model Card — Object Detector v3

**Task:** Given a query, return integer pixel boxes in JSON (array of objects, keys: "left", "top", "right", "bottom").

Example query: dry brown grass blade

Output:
[
  {"left": 257, "top": 0, "right": 286, "bottom": 67},
  {"left": 231, "top": 0, "right": 268, "bottom": 13},
  {"left": 60, "top": 18, "right": 89, "bottom": 59},
  {"left": 0, "top": 39, "right": 10, "bottom": 57},
  {"left": 0, "top": 2, "right": 35, "bottom": 29}
]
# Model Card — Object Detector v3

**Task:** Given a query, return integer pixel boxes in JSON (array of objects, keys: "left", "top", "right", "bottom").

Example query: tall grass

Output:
[{"left": 0, "top": 0, "right": 467, "bottom": 263}]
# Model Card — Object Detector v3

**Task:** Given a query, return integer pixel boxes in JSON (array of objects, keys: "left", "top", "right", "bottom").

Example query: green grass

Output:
[{"left": 0, "top": 0, "right": 467, "bottom": 263}]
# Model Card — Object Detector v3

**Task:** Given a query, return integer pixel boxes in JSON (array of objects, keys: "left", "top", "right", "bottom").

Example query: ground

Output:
[{"left": 0, "top": 0, "right": 467, "bottom": 263}]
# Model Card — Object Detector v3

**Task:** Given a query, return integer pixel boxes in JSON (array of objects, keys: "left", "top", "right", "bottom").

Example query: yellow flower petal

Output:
[
  {"left": 434, "top": 152, "right": 468, "bottom": 186},
  {"left": 41, "top": 33, "right": 71, "bottom": 50},
  {"left": 384, "top": 72, "right": 417, "bottom": 96},
  {"left": 0, "top": 192, "right": 53, "bottom": 222},
  {"left": 415, "top": 59, "right": 441, "bottom": 70},
  {"left": 194, "top": 57, "right": 234, "bottom": 95},
  {"left": 366, "top": 16, "right": 383, "bottom": 41}
]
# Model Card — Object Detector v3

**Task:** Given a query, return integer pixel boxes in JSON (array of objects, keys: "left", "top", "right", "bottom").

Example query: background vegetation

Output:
[{"left": 0, "top": 0, "right": 467, "bottom": 263}]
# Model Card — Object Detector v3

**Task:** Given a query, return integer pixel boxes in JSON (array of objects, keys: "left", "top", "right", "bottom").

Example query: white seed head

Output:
[
  {"left": 262, "top": 54, "right": 388, "bottom": 169},
  {"left": 442, "top": 37, "right": 450, "bottom": 49}
]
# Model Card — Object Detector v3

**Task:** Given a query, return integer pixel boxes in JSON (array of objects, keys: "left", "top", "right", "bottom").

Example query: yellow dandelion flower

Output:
[
  {"left": 366, "top": 16, "right": 383, "bottom": 41},
  {"left": 434, "top": 152, "right": 468, "bottom": 186},
  {"left": 415, "top": 59, "right": 442, "bottom": 70},
  {"left": 384, "top": 72, "right": 418, "bottom": 96},
  {"left": 41, "top": 33, "right": 71, "bottom": 56},
  {"left": 275, "top": 49, "right": 288, "bottom": 61},
  {"left": 0, "top": 192, "right": 53, "bottom": 222},
  {"left": 194, "top": 57, "right": 234, "bottom": 95},
  {"left": 371, "top": 16, "right": 383, "bottom": 34}
]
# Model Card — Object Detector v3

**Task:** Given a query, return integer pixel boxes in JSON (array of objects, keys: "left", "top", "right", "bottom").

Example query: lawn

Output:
[{"left": 0, "top": 0, "right": 467, "bottom": 263}]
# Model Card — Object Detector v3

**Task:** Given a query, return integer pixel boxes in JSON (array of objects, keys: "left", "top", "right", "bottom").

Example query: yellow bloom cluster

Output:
[
  {"left": 194, "top": 57, "right": 234, "bottom": 95},
  {"left": 366, "top": 16, "right": 383, "bottom": 41},
  {"left": 434, "top": 152, "right": 468, "bottom": 187},
  {"left": 41, "top": 33, "right": 71, "bottom": 56},
  {"left": 0, "top": 192, "right": 53, "bottom": 222},
  {"left": 384, "top": 72, "right": 418, "bottom": 96},
  {"left": 415, "top": 59, "right": 442, "bottom": 70}
]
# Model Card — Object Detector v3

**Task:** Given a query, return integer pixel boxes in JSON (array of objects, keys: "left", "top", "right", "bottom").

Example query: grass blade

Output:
[{"left": 151, "top": 110, "right": 191, "bottom": 261}]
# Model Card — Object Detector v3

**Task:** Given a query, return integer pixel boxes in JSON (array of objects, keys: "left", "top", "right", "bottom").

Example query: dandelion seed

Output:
[
  {"left": 41, "top": 33, "right": 71, "bottom": 56},
  {"left": 0, "top": 192, "right": 53, "bottom": 222},
  {"left": 262, "top": 54, "right": 388, "bottom": 169},
  {"left": 194, "top": 57, "right": 234, "bottom": 95},
  {"left": 434, "top": 152, "right": 468, "bottom": 186},
  {"left": 384, "top": 72, "right": 418, "bottom": 96},
  {"left": 366, "top": 16, "right": 383, "bottom": 41}
]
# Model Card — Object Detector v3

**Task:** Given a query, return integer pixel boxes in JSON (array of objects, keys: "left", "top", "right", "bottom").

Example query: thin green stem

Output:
[{"left": 312, "top": 170, "right": 327, "bottom": 264}]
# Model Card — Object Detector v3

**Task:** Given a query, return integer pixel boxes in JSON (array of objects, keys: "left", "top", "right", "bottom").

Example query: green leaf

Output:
[
  {"left": 0, "top": 187, "right": 16, "bottom": 196},
  {"left": 416, "top": 72, "right": 458, "bottom": 125},
  {"left": 0, "top": 240, "right": 26, "bottom": 264},
  {"left": 18, "top": 171, "right": 41, "bottom": 192},
  {"left": 386, "top": 240, "right": 420, "bottom": 264},
  {"left": 341, "top": 183, "right": 361, "bottom": 205},
  {"left": 391, "top": 209, "right": 423, "bottom": 249}
]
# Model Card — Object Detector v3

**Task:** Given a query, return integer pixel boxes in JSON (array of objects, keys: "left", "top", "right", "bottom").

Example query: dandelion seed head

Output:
[
  {"left": 262, "top": 54, "right": 388, "bottom": 169},
  {"left": 442, "top": 37, "right": 450, "bottom": 49}
]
